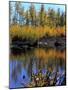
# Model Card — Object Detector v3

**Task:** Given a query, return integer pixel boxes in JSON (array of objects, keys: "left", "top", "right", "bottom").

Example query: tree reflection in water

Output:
[{"left": 9, "top": 48, "right": 66, "bottom": 88}]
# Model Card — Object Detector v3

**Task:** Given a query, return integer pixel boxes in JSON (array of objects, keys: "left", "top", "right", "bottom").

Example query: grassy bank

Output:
[{"left": 10, "top": 24, "right": 65, "bottom": 42}]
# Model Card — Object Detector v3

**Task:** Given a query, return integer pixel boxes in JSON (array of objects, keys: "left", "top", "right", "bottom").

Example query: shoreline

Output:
[{"left": 10, "top": 36, "right": 66, "bottom": 54}]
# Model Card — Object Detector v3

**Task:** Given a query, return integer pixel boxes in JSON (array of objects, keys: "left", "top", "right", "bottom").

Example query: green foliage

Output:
[
  {"left": 47, "top": 8, "right": 56, "bottom": 28},
  {"left": 9, "top": 2, "right": 66, "bottom": 41},
  {"left": 10, "top": 2, "right": 66, "bottom": 27},
  {"left": 60, "top": 12, "right": 65, "bottom": 26},
  {"left": 39, "top": 4, "right": 46, "bottom": 27},
  {"left": 29, "top": 3, "right": 36, "bottom": 26}
]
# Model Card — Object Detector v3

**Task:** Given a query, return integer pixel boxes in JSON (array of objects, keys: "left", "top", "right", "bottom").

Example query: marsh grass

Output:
[{"left": 10, "top": 24, "right": 65, "bottom": 42}]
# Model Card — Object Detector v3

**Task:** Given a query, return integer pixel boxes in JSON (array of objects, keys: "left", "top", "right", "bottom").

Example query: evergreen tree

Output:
[
  {"left": 47, "top": 8, "right": 56, "bottom": 27},
  {"left": 29, "top": 3, "right": 36, "bottom": 26},
  {"left": 39, "top": 4, "right": 46, "bottom": 27},
  {"left": 10, "top": 2, "right": 65, "bottom": 28},
  {"left": 15, "top": 2, "right": 24, "bottom": 25},
  {"left": 60, "top": 12, "right": 65, "bottom": 26},
  {"left": 25, "top": 10, "right": 29, "bottom": 25},
  {"left": 56, "top": 8, "right": 61, "bottom": 27}
]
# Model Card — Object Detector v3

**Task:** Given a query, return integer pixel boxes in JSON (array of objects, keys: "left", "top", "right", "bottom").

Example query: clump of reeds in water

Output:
[{"left": 28, "top": 69, "right": 65, "bottom": 87}]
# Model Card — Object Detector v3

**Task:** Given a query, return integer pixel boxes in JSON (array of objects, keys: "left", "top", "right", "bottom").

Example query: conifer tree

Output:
[{"left": 29, "top": 3, "right": 36, "bottom": 26}]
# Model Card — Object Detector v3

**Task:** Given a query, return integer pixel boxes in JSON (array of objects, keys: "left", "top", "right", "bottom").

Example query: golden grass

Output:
[{"left": 10, "top": 24, "right": 65, "bottom": 41}]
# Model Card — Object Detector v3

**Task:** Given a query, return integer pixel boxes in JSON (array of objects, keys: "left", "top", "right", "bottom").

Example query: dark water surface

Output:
[{"left": 9, "top": 47, "right": 66, "bottom": 88}]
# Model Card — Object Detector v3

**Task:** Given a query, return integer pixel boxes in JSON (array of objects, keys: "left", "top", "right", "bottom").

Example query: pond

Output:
[{"left": 9, "top": 47, "right": 66, "bottom": 88}]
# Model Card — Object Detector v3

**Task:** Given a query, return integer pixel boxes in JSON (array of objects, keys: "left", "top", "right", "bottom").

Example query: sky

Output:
[
  {"left": 10, "top": 1, "right": 66, "bottom": 22},
  {"left": 22, "top": 2, "right": 65, "bottom": 12},
  {"left": 10, "top": 2, "right": 66, "bottom": 13}
]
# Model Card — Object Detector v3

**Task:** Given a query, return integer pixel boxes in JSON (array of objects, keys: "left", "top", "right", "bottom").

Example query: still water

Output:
[{"left": 9, "top": 47, "right": 66, "bottom": 88}]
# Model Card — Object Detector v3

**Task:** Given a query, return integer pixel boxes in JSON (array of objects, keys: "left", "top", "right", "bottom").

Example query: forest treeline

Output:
[
  {"left": 10, "top": 2, "right": 66, "bottom": 41},
  {"left": 10, "top": 2, "right": 66, "bottom": 27}
]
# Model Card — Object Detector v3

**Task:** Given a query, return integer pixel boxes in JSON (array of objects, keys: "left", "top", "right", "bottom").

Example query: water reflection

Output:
[{"left": 9, "top": 48, "right": 66, "bottom": 88}]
